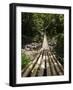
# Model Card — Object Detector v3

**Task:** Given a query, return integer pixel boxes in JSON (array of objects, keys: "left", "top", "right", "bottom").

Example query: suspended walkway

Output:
[{"left": 22, "top": 34, "right": 64, "bottom": 77}]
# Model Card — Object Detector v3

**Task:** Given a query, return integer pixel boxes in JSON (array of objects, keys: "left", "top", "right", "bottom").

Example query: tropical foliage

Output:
[{"left": 22, "top": 12, "right": 64, "bottom": 65}]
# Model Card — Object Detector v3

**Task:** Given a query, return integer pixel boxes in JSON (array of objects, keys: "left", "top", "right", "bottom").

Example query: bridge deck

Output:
[{"left": 22, "top": 49, "right": 64, "bottom": 77}]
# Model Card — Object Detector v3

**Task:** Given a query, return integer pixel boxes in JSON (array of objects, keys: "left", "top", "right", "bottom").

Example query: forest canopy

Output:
[{"left": 22, "top": 12, "right": 64, "bottom": 59}]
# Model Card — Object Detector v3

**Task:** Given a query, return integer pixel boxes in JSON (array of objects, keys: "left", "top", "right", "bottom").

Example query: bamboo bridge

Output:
[{"left": 22, "top": 34, "right": 64, "bottom": 77}]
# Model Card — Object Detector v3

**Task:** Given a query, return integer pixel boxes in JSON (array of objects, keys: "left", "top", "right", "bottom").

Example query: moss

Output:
[{"left": 21, "top": 53, "right": 31, "bottom": 68}]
